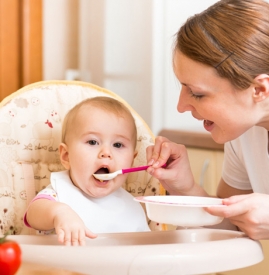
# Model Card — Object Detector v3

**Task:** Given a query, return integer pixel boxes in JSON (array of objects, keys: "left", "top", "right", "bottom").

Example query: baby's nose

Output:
[{"left": 99, "top": 148, "right": 112, "bottom": 159}]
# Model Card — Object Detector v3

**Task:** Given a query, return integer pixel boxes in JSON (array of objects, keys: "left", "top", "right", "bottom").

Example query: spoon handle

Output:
[
  {"left": 122, "top": 165, "right": 150, "bottom": 174},
  {"left": 122, "top": 163, "right": 167, "bottom": 174}
]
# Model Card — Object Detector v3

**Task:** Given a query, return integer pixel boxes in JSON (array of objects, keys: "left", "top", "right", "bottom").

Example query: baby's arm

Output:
[{"left": 25, "top": 199, "right": 97, "bottom": 246}]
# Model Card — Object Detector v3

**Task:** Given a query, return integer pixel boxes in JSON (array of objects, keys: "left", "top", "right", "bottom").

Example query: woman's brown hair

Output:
[{"left": 175, "top": 0, "right": 269, "bottom": 90}]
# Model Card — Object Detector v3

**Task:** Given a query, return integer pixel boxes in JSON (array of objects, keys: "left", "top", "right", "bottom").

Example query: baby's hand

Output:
[{"left": 53, "top": 205, "right": 97, "bottom": 246}]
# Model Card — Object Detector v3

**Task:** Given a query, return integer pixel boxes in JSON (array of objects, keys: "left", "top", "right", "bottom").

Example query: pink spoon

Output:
[{"left": 93, "top": 164, "right": 166, "bottom": 181}]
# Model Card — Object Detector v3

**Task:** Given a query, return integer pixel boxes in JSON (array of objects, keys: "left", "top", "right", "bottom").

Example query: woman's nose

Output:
[{"left": 177, "top": 87, "right": 194, "bottom": 113}]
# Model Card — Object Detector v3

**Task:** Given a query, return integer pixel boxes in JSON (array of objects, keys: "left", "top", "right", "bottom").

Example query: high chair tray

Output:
[{"left": 8, "top": 228, "right": 263, "bottom": 275}]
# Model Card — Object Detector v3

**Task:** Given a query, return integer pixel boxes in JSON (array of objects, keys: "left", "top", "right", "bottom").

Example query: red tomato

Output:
[{"left": 0, "top": 236, "right": 22, "bottom": 275}]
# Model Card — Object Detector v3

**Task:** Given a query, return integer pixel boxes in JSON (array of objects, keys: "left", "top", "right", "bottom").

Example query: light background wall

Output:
[{"left": 43, "top": 0, "right": 218, "bottom": 136}]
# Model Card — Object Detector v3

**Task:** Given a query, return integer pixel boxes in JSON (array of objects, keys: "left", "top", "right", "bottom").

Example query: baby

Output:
[{"left": 24, "top": 96, "right": 150, "bottom": 246}]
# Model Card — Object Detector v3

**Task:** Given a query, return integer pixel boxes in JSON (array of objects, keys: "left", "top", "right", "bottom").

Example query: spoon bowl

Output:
[{"left": 93, "top": 165, "right": 151, "bottom": 181}]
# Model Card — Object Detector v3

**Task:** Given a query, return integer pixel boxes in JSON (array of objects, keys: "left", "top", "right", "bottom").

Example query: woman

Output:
[{"left": 147, "top": 0, "right": 269, "bottom": 240}]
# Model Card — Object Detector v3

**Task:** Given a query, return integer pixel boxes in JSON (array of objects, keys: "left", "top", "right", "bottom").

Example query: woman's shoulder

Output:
[
  {"left": 230, "top": 126, "right": 267, "bottom": 146},
  {"left": 225, "top": 126, "right": 268, "bottom": 159}
]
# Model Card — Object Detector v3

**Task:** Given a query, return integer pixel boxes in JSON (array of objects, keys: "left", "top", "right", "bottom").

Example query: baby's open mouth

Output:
[
  {"left": 94, "top": 167, "right": 109, "bottom": 174},
  {"left": 93, "top": 167, "right": 109, "bottom": 182}
]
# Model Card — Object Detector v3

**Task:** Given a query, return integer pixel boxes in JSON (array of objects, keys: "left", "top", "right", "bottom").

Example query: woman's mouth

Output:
[{"left": 203, "top": 119, "right": 214, "bottom": 131}]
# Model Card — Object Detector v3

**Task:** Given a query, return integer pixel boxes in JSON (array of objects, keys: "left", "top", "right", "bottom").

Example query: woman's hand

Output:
[
  {"left": 206, "top": 193, "right": 269, "bottom": 240},
  {"left": 146, "top": 136, "right": 207, "bottom": 196},
  {"left": 53, "top": 204, "right": 97, "bottom": 246}
]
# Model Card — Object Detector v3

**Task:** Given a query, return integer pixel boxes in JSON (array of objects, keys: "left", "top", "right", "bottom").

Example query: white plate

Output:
[{"left": 134, "top": 196, "right": 225, "bottom": 227}]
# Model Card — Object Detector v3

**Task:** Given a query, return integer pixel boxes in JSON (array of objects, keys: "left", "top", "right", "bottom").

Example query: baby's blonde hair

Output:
[{"left": 61, "top": 96, "right": 137, "bottom": 147}]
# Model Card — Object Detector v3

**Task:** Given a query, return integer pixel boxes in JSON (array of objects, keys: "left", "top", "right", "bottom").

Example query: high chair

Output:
[
  {"left": 1, "top": 81, "right": 264, "bottom": 275},
  {"left": 0, "top": 80, "right": 165, "bottom": 235}
]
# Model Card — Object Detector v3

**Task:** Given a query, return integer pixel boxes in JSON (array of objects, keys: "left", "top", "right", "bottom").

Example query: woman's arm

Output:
[{"left": 216, "top": 178, "right": 253, "bottom": 198}]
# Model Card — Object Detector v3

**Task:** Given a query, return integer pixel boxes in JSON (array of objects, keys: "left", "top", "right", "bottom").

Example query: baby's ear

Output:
[
  {"left": 133, "top": 150, "right": 138, "bottom": 159},
  {"left": 59, "top": 143, "right": 70, "bottom": 170}
]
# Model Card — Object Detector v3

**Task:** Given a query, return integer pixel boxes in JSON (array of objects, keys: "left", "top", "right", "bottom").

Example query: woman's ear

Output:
[
  {"left": 59, "top": 143, "right": 70, "bottom": 170},
  {"left": 253, "top": 74, "right": 269, "bottom": 102}
]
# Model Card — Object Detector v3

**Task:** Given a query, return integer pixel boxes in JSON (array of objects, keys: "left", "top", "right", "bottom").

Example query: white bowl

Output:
[{"left": 134, "top": 196, "right": 225, "bottom": 227}]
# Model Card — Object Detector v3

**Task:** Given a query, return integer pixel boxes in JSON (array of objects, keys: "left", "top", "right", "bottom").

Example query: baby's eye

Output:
[
  {"left": 88, "top": 140, "right": 98, "bottom": 145},
  {"left": 113, "top": 142, "right": 123, "bottom": 148}
]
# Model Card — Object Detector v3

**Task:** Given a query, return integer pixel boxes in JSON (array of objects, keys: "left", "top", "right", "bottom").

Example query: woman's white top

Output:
[{"left": 222, "top": 126, "right": 269, "bottom": 193}]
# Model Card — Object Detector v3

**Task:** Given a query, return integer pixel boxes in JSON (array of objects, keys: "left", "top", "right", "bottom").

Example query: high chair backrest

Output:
[{"left": 0, "top": 80, "right": 165, "bottom": 235}]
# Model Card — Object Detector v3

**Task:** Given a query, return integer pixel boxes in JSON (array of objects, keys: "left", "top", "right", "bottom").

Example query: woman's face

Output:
[{"left": 173, "top": 50, "right": 264, "bottom": 144}]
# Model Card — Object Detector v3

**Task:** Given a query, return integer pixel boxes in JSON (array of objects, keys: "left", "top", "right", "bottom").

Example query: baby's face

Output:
[{"left": 62, "top": 106, "right": 136, "bottom": 198}]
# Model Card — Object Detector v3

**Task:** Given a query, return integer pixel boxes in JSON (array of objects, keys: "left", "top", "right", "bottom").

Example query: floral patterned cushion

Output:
[{"left": 0, "top": 80, "right": 165, "bottom": 235}]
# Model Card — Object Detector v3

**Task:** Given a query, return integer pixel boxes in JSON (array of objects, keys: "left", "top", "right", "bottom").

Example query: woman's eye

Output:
[
  {"left": 191, "top": 93, "right": 203, "bottom": 99},
  {"left": 189, "top": 89, "right": 204, "bottom": 99},
  {"left": 113, "top": 142, "right": 123, "bottom": 148},
  {"left": 88, "top": 140, "right": 98, "bottom": 145}
]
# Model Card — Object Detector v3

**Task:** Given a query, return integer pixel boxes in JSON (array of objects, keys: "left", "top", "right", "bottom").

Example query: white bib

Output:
[{"left": 51, "top": 171, "right": 150, "bottom": 233}]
